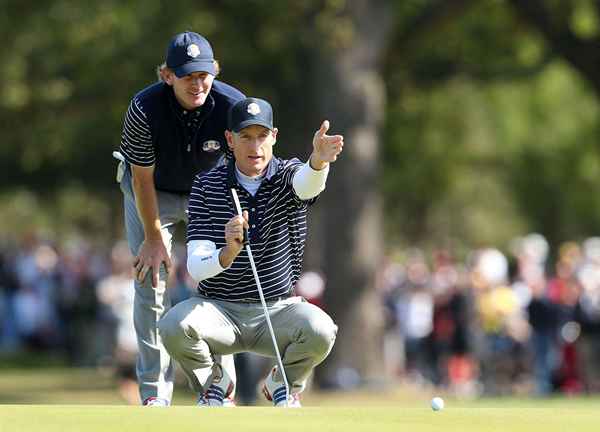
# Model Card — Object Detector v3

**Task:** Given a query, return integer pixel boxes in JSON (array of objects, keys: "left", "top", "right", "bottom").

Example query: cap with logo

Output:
[
  {"left": 228, "top": 97, "right": 273, "bottom": 133},
  {"left": 166, "top": 31, "right": 216, "bottom": 78}
]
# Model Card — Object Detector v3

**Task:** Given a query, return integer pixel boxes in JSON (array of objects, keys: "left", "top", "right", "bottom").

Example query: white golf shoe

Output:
[
  {"left": 197, "top": 363, "right": 236, "bottom": 407},
  {"left": 262, "top": 367, "right": 301, "bottom": 408},
  {"left": 196, "top": 391, "right": 236, "bottom": 407},
  {"left": 143, "top": 397, "right": 169, "bottom": 407}
]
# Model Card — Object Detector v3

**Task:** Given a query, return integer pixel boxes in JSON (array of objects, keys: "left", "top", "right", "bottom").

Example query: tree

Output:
[
  {"left": 508, "top": 0, "right": 600, "bottom": 98},
  {"left": 5, "top": 0, "right": 600, "bottom": 386},
  {"left": 303, "top": 0, "right": 394, "bottom": 383}
]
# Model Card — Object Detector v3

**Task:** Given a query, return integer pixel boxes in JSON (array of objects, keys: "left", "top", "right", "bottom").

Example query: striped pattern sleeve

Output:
[
  {"left": 187, "top": 174, "right": 226, "bottom": 244},
  {"left": 119, "top": 97, "right": 155, "bottom": 167}
]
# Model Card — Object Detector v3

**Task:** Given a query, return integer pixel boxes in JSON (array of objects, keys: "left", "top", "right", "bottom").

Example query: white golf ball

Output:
[{"left": 431, "top": 396, "right": 444, "bottom": 411}]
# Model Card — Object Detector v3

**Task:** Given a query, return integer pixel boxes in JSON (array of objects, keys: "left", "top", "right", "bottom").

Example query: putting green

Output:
[{"left": 0, "top": 405, "right": 597, "bottom": 432}]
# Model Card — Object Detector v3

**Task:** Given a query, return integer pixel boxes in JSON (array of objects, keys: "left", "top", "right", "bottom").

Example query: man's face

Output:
[
  {"left": 226, "top": 125, "right": 278, "bottom": 177},
  {"left": 166, "top": 70, "right": 214, "bottom": 110}
]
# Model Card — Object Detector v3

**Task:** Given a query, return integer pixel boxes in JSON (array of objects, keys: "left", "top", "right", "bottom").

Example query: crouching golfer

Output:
[{"left": 158, "top": 97, "right": 343, "bottom": 407}]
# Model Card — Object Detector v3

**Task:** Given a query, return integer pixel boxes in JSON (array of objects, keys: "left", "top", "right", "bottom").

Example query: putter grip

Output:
[{"left": 230, "top": 188, "right": 248, "bottom": 244}]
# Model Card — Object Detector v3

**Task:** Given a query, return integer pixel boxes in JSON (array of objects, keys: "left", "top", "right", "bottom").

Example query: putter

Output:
[{"left": 230, "top": 188, "right": 290, "bottom": 407}]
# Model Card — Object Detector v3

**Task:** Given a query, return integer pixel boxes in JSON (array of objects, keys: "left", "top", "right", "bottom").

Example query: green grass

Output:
[
  {"left": 1, "top": 405, "right": 598, "bottom": 432},
  {"left": 0, "top": 367, "right": 599, "bottom": 431}
]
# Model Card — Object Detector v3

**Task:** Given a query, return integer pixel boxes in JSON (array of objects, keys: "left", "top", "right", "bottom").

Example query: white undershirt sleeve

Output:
[
  {"left": 292, "top": 161, "right": 330, "bottom": 200},
  {"left": 187, "top": 240, "right": 227, "bottom": 282}
]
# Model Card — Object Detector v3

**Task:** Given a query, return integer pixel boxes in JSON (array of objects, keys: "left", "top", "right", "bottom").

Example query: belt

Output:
[
  {"left": 197, "top": 290, "right": 294, "bottom": 303},
  {"left": 237, "top": 293, "right": 291, "bottom": 304}
]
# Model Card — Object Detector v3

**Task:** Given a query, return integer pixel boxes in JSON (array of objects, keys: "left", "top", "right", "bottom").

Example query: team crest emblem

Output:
[
  {"left": 187, "top": 44, "right": 200, "bottom": 58},
  {"left": 202, "top": 140, "right": 221, "bottom": 152},
  {"left": 247, "top": 103, "right": 261, "bottom": 115}
]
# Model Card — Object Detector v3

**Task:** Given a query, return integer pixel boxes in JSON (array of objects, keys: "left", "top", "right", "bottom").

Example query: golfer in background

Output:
[
  {"left": 117, "top": 31, "right": 244, "bottom": 406},
  {"left": 158, "top": 97, "right": 343, "bottom": 407}
]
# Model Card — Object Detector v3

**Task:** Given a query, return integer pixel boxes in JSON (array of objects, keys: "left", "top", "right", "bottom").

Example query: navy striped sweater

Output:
[{"left": 187, "top": 157, "right": 317, "bottom": 301}]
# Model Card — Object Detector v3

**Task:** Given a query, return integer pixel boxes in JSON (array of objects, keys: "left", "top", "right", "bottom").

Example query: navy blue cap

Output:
[
  {"left": 166, "top": 31, "right": 216, "bottom": 78},
  {"left": 228, "top": 97, "right": 274, "bottom": 133}
]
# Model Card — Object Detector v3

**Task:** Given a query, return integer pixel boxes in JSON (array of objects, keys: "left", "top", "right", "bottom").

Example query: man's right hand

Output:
[
  {"left": 134, "top": 237, "right": 173, "bottom": 288},
  {"left": 219, "top": 210, "right": 249, "bottom": 267}
]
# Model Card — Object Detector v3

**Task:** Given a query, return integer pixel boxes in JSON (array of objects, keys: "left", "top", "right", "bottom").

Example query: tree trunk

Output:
[{"left": 308, "top": 0, "right": 393, "bottom": 386}]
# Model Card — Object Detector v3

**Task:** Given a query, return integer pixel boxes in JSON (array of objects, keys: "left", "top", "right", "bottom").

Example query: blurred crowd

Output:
[
  {"left": 2, "top": 231, "right": 600, "bottom": 399},
  {"left": 0, "top": 233, "right": 195, "bottom": 363},
  {"left": 380, "top": 233, "right": 600, "bottom": 397},
  {"left": 0, "top": 232, "right": 322, "bottom": 404},
  {"left": 0, "top": 232, "right": 197, "bottom": 403}
]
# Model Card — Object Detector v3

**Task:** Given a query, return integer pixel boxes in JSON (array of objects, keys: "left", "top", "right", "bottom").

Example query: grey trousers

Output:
[
  {"left": 119, "top": 162, "right": 236, "bottom": 402},
  {"left": 158, "top": 295, "right": 338, "bottom": 395}
]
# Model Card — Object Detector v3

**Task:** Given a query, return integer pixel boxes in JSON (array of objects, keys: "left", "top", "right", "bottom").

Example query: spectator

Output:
[{"left": 96, "top": 241, "right": 138, "bottom": 404}]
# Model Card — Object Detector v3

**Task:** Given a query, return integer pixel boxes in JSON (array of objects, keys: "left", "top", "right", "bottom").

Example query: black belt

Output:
[
  {"left": 197, "top": 289, "right": 294, "bottom": 303},
  {"left": 237, "top": 293, "right": 292, "bottom": 303}
]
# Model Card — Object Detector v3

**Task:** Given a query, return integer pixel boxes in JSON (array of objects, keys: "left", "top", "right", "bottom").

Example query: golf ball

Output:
[{"left": 431, "top": 396, "right": 444, "bottom": 411}]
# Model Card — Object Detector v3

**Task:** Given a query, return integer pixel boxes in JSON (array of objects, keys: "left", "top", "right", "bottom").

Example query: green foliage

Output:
[
  {"left": 383, "top": 0, "right": 600, "bottom": 249},
  {"left": 0, "top": 0, "right": 329, "bottom": 240},
  {"left": 383, "top": 77, "right": 528, "bottom": 249},
  {"left": 3, "top": 0, "right": 600, "bottom": 251},
  {"left": 493, "top": 63, "right": 600, "bottom": 245},
  {"left": 387, "top": 0, "right": 546, "bottom": 87},
  {"left": 0, "top": 187, "right": 117, "bottom": 244},
  {"left": 570, "top": 0, "right": 600, "bottom": 39}
]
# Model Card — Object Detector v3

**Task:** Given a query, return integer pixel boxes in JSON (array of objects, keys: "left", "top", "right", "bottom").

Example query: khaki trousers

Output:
[{"left": 158, "top": 295, "right": 337, "bottom": 394}]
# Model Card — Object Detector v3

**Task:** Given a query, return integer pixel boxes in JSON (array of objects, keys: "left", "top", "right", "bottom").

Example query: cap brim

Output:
[
  {"left": 173, "top": 61, "right": 216, "bottom": 78},
  {"left": 232, "top": 120, "right": 273, "bottom": 133}
]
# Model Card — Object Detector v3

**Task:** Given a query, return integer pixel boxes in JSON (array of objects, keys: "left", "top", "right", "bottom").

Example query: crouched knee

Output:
[
  {"left": 302, "top": 313, "right": 338, "bottom": 357},
  {"left": 157, "top": 313, "right": 188, "bottom": 355}
]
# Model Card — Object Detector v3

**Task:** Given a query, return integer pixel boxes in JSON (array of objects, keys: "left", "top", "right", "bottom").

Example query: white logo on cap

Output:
[
  {"left": 187, "top": 44, "right": 200, "bottom": 58},
  {"left": 247, "top": 103, "right": 261, "bottom": 115},
  {"left": 202, "top": 140, "right": 221, "bottom": 152}
]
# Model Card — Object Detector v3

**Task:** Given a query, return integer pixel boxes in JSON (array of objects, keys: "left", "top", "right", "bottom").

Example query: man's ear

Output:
[
  {"left": 225, "top": 130, "right": 235, "bottom": 151},
  {"left": 162, "top": 69, "right": 175, "bottom": 85},
  {"left": 272, "top": 127, "right": 278, "bottom": 146}
]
